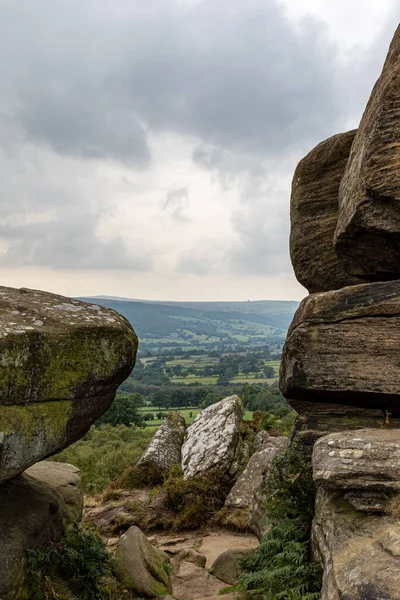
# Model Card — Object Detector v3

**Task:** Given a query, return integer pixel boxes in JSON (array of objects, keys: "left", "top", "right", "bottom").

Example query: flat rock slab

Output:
[
  {"left": 290, "top": 129, "right": 363, "bottom": 293},
  {"left": 280, "top": 280, "right": 400, "bottom": 415},
  {"left": 335, "top": 25, "right": 400, "bottom": 280},
  {"left": 313, "top": 429, "right": 400, "bottom": 492},
  {"left": 181, "top": 396, "right": 243, "bottom": 478},
  {"left": 0, "top": 286, "right": 137, "bottom": 482},
  {"left": 312, "top": 486, "right": 400, "bottom": 600},
  {"left": 138, "top": 412, "right": 186, "bottom": 473},
  {"left": 199, "top": 531, "right": 259, "bottom": 569}
]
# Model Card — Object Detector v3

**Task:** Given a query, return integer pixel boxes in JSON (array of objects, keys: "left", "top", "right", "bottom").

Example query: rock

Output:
[
  {"left": 138, "top": 412, "right": 186, "bottom": 473},
  {"left": 312, "top": 486, "right": 400, "bottom": 600},
  {"left": 289, "top": 401, "right": 391, "bottom": 454},
  {"left": 171, "top": 561, "right": 231, "bottom": 599},
  {"left": 177, "top": 548, "right": 207, "bottom": 568},
  {"left": 25, "top": 461, "right": 83, "bottom": 523},
  {"left": 0, "top": 473, "right": 68, "bottom": 600},
  {"left": 313, "top": 429, "right": 400, "bottom": 494},
  {"left": 0, "top": 286, "right": 137, "bottom": 483},
  {"left": 198, "top": 531, "right": 259, "bottom": 569},
  {"left": 280, "top": 280, "right": 400, "bottom": 416},
  {"left": 334, "top": 26, "right": 400, "bottom": 281},
  {"left": 116, "top": 526, "right": 172, "bottom": 598},
  {"left": 290, "top": 130, "right": 363, "bottom": 293},
  {"left": 226, "top": 437, "right": 288, "bottom": 509},
  {"left": 210, "top": 548, "right": 251, "bottom": 585},
  {"left": 253, "top": 430, "right": 271, "bottom": 453},
  {"left": 181, "top": 396, "right": 243, "bottom": 479}
]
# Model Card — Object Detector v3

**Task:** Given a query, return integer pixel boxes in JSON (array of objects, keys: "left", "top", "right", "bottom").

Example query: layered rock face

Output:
[
  {"left": 280, "top": 280, "right": 400, "bottom": 416},
  {"left": 312, "top": 430, "right": 400, "bottom": 599},
  {"left": 0, "top": 286, "right": 137, "bottom": 482},
  {"left": 138, "top": 411, "right": 186, "bottom": 473},
  {"left": 335, "top": 25, "right": 400, "bottom": 280},
  {"left": 290, "top": 129, "right": 363, "bottom": 293},
  {"left": 181, "top": 395, "right": 243, "bottom": 479},
  {"left": 281, "top": 25, "right": 400, "bottom": 599}
]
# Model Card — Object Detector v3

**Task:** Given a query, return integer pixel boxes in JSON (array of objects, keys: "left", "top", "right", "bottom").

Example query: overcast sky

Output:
[{"left": 0, "top": 0, "right": 398, "bottom": 301}]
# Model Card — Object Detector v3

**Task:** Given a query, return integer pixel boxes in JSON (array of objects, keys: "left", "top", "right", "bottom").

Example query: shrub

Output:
[
  {"left": 164, "top": 466, "right": 233, "bottom": 530},
  {"left": 237, "top": 445, "right": 322, "bottom": 600},
  {"left": 117, "top": 462, "right": 165, "bottom": 489},
  {"left": 14, "top": 524, "right": 130, "bottom": 600},
  {"left": 52, "top": 425, "right": 154, "bottom": 494}
]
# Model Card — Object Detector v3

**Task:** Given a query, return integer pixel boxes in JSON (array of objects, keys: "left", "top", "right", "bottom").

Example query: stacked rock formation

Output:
[
  {"left": 0, "top": 285, "right": 137, "bottom": 599},
  {"left": 280, "top": 24, "right": 400, "bottom": 600}
]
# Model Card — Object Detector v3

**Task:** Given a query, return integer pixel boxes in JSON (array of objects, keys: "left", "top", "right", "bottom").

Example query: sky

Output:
[{"left": 0, "top": 0, "right": 398, "bottom": 302}]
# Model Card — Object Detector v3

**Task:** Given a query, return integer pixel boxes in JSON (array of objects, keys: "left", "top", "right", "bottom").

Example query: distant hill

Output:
[{"left": 78, "top": 297, "right": 298, "bottom": 352}]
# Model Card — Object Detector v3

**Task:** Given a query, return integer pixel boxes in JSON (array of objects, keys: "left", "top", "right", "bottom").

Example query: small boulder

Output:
[
  {"left": 25, "top": 461, "right": 83, "bottom": 523},
  {"left": 181, "top": 396, "right": 243, "bottom": 479},
  {"left": 138, "top": 412, "right": 186, "bottom": 473},
  {"left": 116, "top": 526, "right": 172, "bottom": 598},
  {"left": 210, "top": 549, "right": 251, "bottom": 585},
  {"left": 177, "top": 548, "right": 207, "bottom": 568}
]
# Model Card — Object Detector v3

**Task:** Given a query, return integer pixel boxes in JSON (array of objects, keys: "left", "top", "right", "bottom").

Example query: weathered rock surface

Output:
[
  {"left": 289, "top": 400, "right": 393, "bottom": 453},
  {"left": 280, "top": 280, "right": 400, "bottom": 416},
  {"left": 171, "top": 561, "right": 235, "bottom": 600},
  {"left": 25, "top": 461, "right": 83, "bottom": 523},
  {"left": 181, "top": 396, "right": 243, "bottom": 479},
  {"left": 226, "top": 436, "right": 288, "bottom": 510},
  {"left": 313, "top": 429, "right": 400, "bottom": 494},
  {"left": 290, "top": 130, "right": 363, "bottom": 293},
  {"left": 312, "top": 486, "right": 400, "bottom": 600},
  {"left": 0, "top": 286, "right": 137, "bottom": 483},
  {"left": 335, "top": 26, "right": 400, "bottom": 280},
  {"left": 0, "top": 473, "right": 68, "bottom": 600},
  {"left": 138, "top": 412, "right": 186, "bottom": 473},
  {"left": 210, "top": 548, "right": 251, "bottom": 585},
  {"left": 116, "top": 526, "right": 172, "bottom": 598}
]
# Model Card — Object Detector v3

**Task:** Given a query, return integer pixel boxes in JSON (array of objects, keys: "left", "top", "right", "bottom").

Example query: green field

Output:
[{"left": 138, "top": 405, "right": 257, "bottom": 427}]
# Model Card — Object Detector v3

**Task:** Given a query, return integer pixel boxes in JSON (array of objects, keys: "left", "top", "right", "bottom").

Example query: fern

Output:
[{"left": 237, "top": 444, "right": 322, "bottom": 599}]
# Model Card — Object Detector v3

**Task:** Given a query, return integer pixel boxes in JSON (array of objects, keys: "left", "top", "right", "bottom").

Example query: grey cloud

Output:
[
  {"left": 0, "top": 0, "right": 343, "bottom": 163},
  {"left": 0, "top": 217, "right": 152, "bottom": 270},
  {"left": 163, "top": 187, "right": 190, "bottom": 222}
]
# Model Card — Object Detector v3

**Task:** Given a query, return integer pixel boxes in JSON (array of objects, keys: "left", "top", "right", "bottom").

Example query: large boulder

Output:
[
  {"left": 116, "top": 526, "right": 172, "bottom": 598},
  {"left": 334, "top": 26, "right": 400, "bottom": 280},
  {"left": 290, "top": 130, "right": 363, "bottom": 293},
  {"left": 0, "top": 286, "right": 137, "bottom": 482},
  {"left": 0, "top": 473, "right": 68, "bottom": 600},
  {"left": 312, "top": 486, "right": 400, "bottom": 600},
  {"left": 137, "top": 412, "right": 186, "bottom": 473},
  {"left": 181, "top": 396, "right": 243, "bottom": 479},
  {"left": 280, "top": 280, "right": 400, "bottom": 417},
  {"left": 210, "top": 549, "right": 252, "bottom": 585},
  {"left": 25, "top": 461, "right": 83, "bottom": 523}
]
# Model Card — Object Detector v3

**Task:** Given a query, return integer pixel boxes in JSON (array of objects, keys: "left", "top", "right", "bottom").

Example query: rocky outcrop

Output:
[
  {"left": 181, "top": 396, "right": 243, "bottom": 479},
  {"left": 225, "top": 434, "right": 289, "bottom": 538},
  {"left": 0, "top": 286, "right": 137, "bottom": 483},
  {"left": 312, "top": 430, "right": 400, "bottom": 599},
  {"left": 0, "top": 473, "right": 69, "bottom": 600},
  {"left": 280, "top": 280, "right": 400, "bottom": 416},
  {"left": 138, "top": 412, "right": 186, "bottom": 473},
  {"left": 25, "top": 461, "right": 83, "bottom": 523},
  {"left": 290, "top": 130, "right": 363, "bottom": 293},
  {"left": 335, "top": 26, "right": 400, "bottom": 280},
  {"left": 116, "top": 526, "right": 172, "bottom": 598}
]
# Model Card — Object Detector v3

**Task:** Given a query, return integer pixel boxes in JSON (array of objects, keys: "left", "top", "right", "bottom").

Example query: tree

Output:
[{"left": 96, "top": 393, "right": 144, "bottom": 428}]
